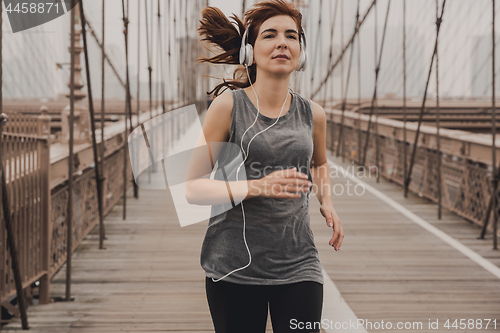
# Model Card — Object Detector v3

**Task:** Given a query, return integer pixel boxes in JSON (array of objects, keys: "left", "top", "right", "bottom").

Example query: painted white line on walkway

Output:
[{"left": 326, "top": 158, "right": 500, "bottom": 280}]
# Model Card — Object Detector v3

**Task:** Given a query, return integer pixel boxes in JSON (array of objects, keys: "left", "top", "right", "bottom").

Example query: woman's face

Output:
[{"left": 252, "top": 15, "right": 301, "bottom": 75}]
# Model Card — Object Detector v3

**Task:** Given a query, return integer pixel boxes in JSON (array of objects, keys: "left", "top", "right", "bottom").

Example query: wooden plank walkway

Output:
[
  {"left": 3, "top": 150, "right": 500, "bottom": 332},
  {"left": 316, "top": 152, "right": 500, "bottom": 332}
]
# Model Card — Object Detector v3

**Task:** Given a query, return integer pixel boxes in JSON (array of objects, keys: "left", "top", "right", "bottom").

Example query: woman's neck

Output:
[{"left": 250, "top": 71, "right": 291, "bottom": 110}]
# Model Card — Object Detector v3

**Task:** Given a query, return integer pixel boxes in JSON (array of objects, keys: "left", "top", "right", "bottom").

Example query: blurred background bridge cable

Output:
[
  {"left": 405, "top": 0, "right": 447, "bottom": 197},
  {"left": 336, "top": 0, "right": 360, "bottom": 161},
  {"left": 361, "top": 0, "right": 392, "bottom": 180},
  {"left": 78, "top": 0, "right": 105, "bottom": 251}
]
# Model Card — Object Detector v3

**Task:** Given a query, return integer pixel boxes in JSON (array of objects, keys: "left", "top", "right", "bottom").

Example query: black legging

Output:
[{"left": 205, "top": 277, "right": 323, "bottom": 333}]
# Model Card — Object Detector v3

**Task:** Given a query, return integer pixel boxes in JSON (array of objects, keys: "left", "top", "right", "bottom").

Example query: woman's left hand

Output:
[{"left": 320, "top": 202, "right": 344, "bottom": 251}]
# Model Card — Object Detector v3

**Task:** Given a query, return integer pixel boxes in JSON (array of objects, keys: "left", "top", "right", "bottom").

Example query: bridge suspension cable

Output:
[
  {"left": 361, "top": 0, "right": 392, "bottom": 178},
  {"left": 336, "top": 0, "right": 360, "bottom": 161},
  {"left": 321, "top": 0, "right": 339, "bottom": 106},
  {"left": 311, "top": 0, "right": 376, "bottom": 99},
  {"left": 404, "top": 0, "right": 447, "bottom": 197}
]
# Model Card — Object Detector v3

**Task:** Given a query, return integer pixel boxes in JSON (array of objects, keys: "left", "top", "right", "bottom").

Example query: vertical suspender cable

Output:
[
  {"left": 158, "top": 0, "right": 167, "bottom": 188},
  {"left": 333, "top": 0, "right": 344, "bottom": 152},
  {"left": 340, "top": 0, "right": 344, "bottom": 112},
  {"left": 79, "top": 0, "right": 105, "bottom": 248},
  {"left": 357, "top": 2, "right": 362, "bottom": 165},
  {"left": 374, "top": 0, "right": 379, "bottom": 183},
  {"left": 194, "top": 0, "right": 198, "bottom": 103},
  {"left": 126, "top": 0, "right": 136, "bottom": 199},
  {"left": 179, "top": 0, "right": 183, "bottom": 103},
  {"left": 128, "top": 3, "right": 134, "bottom": 110},
  {"left": 184, "top": 0, "right": 189, "bottom": 104},
  {"left": 322, "top": 0, "right": 331, "bottom": 106},
  {"left": 145, "top": 0, "right": 153, "bottom": 120},
  {"left": 155, "top": 1, "right": 159, "bottom": 110},
  {"left": 336, "top": 0, "right": 360, "bottom": 162},
  {"left": 121, "top": 0, "right": 135, "bottom": 218},
  {"left": 481, "top": 0, "right": 499, "bottom": 247},
  {"left": 133, "top": 0, "right": 140, "bottom": 199},
  {"left": 185, "top": 0, "right": 188, "bottom": 102},
  {"left": 159, "top": 0, "right": 165, "bottom": 114},
  {"left": 404, "top": 0, "right": 446, "bottom": 198},
  {"left": 193, "top": 0, "right": 197, "bottom": 103},
  {"left": 137, "top": 0, "right": 141, "bottom": 126},
  {"left": 435, "top": 0, "right": 442, "bottom": 220},
  {"left": 310, "top": 0, "right": 323, "bottom": 94},
  {"left": 144, "top": 0, "right": 154, "bottom": 182},
  {"left": 121, "top": 0, "right": 128, "bottom": 220},
  {"left": 167, "top": 0, "right": 172, "bottom": 108},
  {"left": 374, "top": 1, "right": 378, "bottom": 81},
  {"left": 182, "top": 0, "right": 186, "bottom": 103},
  {"left": 362, "top": 0, "right": 378, "bottom": 167},
  {"left": 168, "top": 0, "right": 171, "bottom": 106},
  {"left": 135, "top": 0, "right": 143, "bottom": 199},
  {"left": 165, "top": 0, "right": 169, "bottom": 108},
  {"left": 151, "top": 0, "right": 156, "bottom": 109},
  {"left": 189, "top": 0, "right": 192, "bottom": 103},
  {"left": 361, "top": 0, "right": 391, "bottom": 175},
  {"left": 100, "top": 0, "right": 107, "bottom": 244},
  {"left": 174, "top": 0, "right": 179, "bottom": 105},
  {"left": 493, "top": 0, "right": 499, "bottom": 249},
  {"left": 402, "top": 0, "right": 407, "bottom": 196},
  {"left": 322, "top": 0, "right": 339, "bottom": 107},
  {"left": 66, "top": 0, "right": 76, "bottom": 302}
]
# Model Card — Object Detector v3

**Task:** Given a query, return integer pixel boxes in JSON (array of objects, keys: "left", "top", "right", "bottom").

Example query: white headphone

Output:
[
  {"left": 239, "top": 24, "right": 308, "bottom": 71},
  {"left": 212, "top": 23, "right": 304, "bottom": 283}
]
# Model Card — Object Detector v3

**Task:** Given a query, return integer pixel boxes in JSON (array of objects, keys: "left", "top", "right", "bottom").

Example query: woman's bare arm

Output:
[
  {"left": 309, "top": 101, "right": 344, "bottom": 251},
  {"left": 185, "top": 90, "right": 250, "bottom": 205},
  {"left": 309, "top": 102, "right": 332, "bottom": 206}
]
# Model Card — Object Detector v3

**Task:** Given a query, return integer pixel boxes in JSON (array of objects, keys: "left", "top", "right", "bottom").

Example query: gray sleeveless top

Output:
[{"left": 200, "top": 88, "right": 324, "bottom": 286}]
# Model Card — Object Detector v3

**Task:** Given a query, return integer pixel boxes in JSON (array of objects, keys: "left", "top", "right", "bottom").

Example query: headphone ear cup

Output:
[
  {"left": 300, "top": 49, "right": 307, "bottom": 71},
  {"left": 240, "top": 28, "right": 251, "bottom": 66},
  {"left": 296, "top": 28, "right": 307, "bottom": 71},
  {"left": 239, "top": 43, "right": 246, "bottom": 65},
  {"left": 296, "top": 49, "right": 306, "bottom": 71},
  {"left": 246, "top": 44, "right": 254, "bottom": 66}
]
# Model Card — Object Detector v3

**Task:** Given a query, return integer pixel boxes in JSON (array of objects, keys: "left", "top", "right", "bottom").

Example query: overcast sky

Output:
[{"left": 2, "top": 0, "right": 497, "bottom": 100}]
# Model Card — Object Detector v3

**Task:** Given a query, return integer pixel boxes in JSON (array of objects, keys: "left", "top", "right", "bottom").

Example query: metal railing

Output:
[
  {"left": 0, "top": 112, "right": 50, "bottom": 307},
  {"left": 327, "top": 106, "right": 497, "bottom": 235},
  {"left": 1, "top": 100, "right": 204, "bottom": 310}
]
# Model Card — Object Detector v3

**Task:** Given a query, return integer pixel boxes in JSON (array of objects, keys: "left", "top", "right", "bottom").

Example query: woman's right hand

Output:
[{"left": 249, "top": 167, "right": 312, "bottom": 199}]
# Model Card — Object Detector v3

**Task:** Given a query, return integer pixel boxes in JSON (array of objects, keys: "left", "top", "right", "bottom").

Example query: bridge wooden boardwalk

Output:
[{"left": 2, "top": 151, "right": 500, "bottom": 332}]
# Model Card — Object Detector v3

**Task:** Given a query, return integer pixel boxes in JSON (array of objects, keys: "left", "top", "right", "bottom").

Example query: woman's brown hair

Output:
[{"left": 197, "top": 0, "right": 303, "bottom": 97}]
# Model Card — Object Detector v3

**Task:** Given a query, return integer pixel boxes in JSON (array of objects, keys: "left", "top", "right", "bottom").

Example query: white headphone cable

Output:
[{"left": 211, "top": 65, "right": 291, "bottom": 282}]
